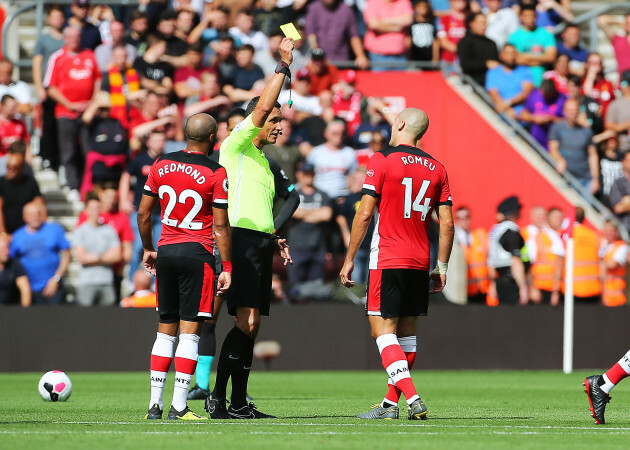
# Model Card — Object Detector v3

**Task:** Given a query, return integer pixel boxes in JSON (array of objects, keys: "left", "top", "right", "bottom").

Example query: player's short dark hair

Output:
[
  {"left": 228, "top": 107, "right": 246, "bottom": 122},
  {"left": 245, "top": 97, "right": 281, "bottom": 117}
]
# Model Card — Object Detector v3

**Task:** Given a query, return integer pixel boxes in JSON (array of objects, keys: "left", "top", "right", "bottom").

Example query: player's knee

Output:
[{"left": 237, "top": 316, "right": 260, "bottom": 338}]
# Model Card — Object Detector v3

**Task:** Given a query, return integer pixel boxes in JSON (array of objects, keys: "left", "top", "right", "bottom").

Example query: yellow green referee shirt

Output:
[{"left": 219, "top": 114, "right": 275, "bottom": 234}]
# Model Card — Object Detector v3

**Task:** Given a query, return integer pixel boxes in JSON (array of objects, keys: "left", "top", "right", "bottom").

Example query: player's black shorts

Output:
[
  {"left": 156, "top": 242, "right": 216, "bottom": 323},
  {"left": 367, "top": 268, "right": 429, "bottom": 318},
  {"left": 225, "top": 227, "right": 274, "bottom": 316}
]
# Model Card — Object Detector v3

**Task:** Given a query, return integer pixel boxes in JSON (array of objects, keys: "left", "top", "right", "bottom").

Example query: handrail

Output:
[
  {"left": 456, "top": 69, "right": 629, "bottom": 240},
  {"left": 2, "top": 0, "right": 138, "bottom": 69}
]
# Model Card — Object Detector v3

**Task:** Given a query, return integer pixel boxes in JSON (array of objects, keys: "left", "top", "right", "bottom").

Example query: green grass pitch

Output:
[{"left": 1, "top": 370, "right": 628, "bottom": 449}]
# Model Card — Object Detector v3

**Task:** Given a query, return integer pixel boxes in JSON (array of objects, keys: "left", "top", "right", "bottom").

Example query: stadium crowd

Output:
[{"left": 0, "top": 0, "right": 629, "bottom": 307}]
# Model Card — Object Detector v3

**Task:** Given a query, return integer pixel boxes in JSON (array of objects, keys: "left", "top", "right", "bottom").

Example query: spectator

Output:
[
  {"left": 229, "top": 9, "right": 269, "bottom": 54},
  {"left": 548, "top": 98, "right": 598, "bottom": 194},
  {"left": 254, "top": 28, "right": 284, "bottom": 76},
  {"left": 457, "top": 12, "right": 500, "bottom": 87},
  {"left": 306, "top": 119, "right": 358, "bottom": 199},
  {"left": 566, "top": 74, "right": 603, "bottom": 135},
  {"left": 287, "top": 162, "right": 334, "bottom": 289},
  {"left": 582, "top": 52, "right": 615, "bottom": 120},
  {"left": 599, "top": 219, "right": 628, "bottom": 307},
  {"left": 10, "top": 202, "right": 69, "bottom": 305},
  {"left": 129, "top": 90, "right": 184, "bottom": 153},
  {"left": 0, "top": 95, "right": 30, "bottom": 160},
  {"left": 507, "top": 4, "right": 557, "bottom": 87},
  {"left": 263, "top": 118, "right": 304, "bottom": 183},
  {"left": 556, "top": 23, "right": 588, "bottom": 76},
  {"left": 0, "top": 140, "right": 33, "bottom": 177},
  {"left": 600, "top": 136, "right": 624, "bottom": 207},
  {"left": 521, "top": 78, "right": 566, "bottom": 149},
  {"left": 305, "top": 0, "right": 369, "bottom": 69},
  {"left": 123, "top": 10, "right": 149, "bottom": 56},
  {"left": 183, "top": 72, "right": 232, "bottom": 119},
  {"left": 0, "top": 152, "right": 43, "bottom": 234},
  {"left": 174, "top": 42, "right": 217, "bottom": 104},
  {"left": 454, "top": 205, "right": 490, "bottom": 304},
  {"left": 543, "top": 53, "right": 570, "bottom": 95},
  {"left": 306, "top": 48, "right": 340, "bottom": 96},
  {"left": 133, "top": 34, "right": 174, "bottom": 96},
  {"left": 332, "top": 70, "right": 365, "bottom": 137},
  {"left": 253, "top": 0, "right": 293, "bottom": 37},
  {"left": 32, "top": 5, "right": 64, "bottom": 172},
  {"left": 610, "top": 151, "right": 630, "bottom": 233},
  {"left": 0, "top": 60, "right": 32, "bottom": 116},
  {"left": 336, "top": 166, "right": 373, "bottom": 284},
  {"left": 187, "top": 6, "right": 231, "bottom": 63},
  {"left": 119, "top": 130, "right": 165, "bottom": 275},
  {"left": 222, "top": 44, "right": 265, "bottom": 105},
  {"left": 174, "top": 9, "right": 198, "bottom": 44},
  {"left": 597, "top": 13, "right": 630, "bottom": 77},
  {"left": 485, "top": 43, "right": 535, "bottom": 119},
  {"left": 210, "top": 34, "right": 237, "bottom": 81},
  {"left": 407, "top": 0, "right": 439, "bottom": 64},
  {"left": 90, "top": 5, "right": 115, "bottom": 45},
  {"left": 531, "top": 0, "right": 574, "bottom": 30},
  {"left": 94, "top": 21, "right": 136, "bottom": 73},
  {"left": 484, "top": 0, "right": 518, "bottom": 51},
  {"left": 0, "top": 237, "right": 30, "bottom": 306},
  {"left": 100, "top": 45, "right": 142, "bottom": 130},
  {"left": 430, "top": 0, "right": 452, "bottom": 17},
  {"left": 363, "top": 0, "right": 414, "bottom": 70},
  {"left": 156, "top": 11, "right": 189, "bottom": 69},
  {"left": 570, "top": 206, "right": 602, "bottom": 303},
  {"left": 355, "top": 130, "right": 387, "bottom": 169},
  {"left": 120, "top": 269, "right": 157, "bottom": 307},
  {"left": 45, "top": 26, "right": 101, "bottom": 199},
  {"left": 72, "top": 193, "right": 121, "bottom": 306},
  {"left": 353, "top": 97, "right": 394, "bottom": 148},
  {"left": 437, "top": 0, "right": 469, "bottom": 67},
  {"left": 604, "top": 69, "right": 630, "bottom": 154},
  {"left": 79, "top": 92, "right": 128, "bottom": 199},
  {"left": 278, "top": 68, "right": 323, "bottom": 117},
  {"left": 67, "top": 0, "right": 101, "bottom": 51}
]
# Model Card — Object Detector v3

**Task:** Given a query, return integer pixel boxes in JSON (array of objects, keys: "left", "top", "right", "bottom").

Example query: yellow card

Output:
[{"left": 280, "top": 22, "right": 302, "bottom": 41}]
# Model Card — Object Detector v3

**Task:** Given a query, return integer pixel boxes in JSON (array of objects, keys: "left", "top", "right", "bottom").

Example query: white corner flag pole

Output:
[{"left": 563, "top": 238, "right": 575, "bottom": 374}]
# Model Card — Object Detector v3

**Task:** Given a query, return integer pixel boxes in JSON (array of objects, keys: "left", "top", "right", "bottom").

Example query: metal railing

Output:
[
  {"left": 552, "top": 3, "right": 630, "bottom": 52},
  {"left": 2, "top": 0, "right": 138, "bottom": 69}
]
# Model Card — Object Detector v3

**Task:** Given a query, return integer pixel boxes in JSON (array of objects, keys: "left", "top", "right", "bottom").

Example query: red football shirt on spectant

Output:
[
  {"left": 362, "top": 145, "right": 452, "bottom": 271},
  {"left": 0, "top": 117, "right": 29, "bottom": 155},
  {"left": 144, "top": 150, "right": 228, "bottom": 251}
]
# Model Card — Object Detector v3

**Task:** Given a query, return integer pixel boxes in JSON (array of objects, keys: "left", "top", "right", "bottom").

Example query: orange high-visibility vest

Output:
[
  {"left": 121, "top": 291, "right": 157, "bottom": 308},
  {"left": 462, "top": 228, "right": 490, "bottom": 296},
  {"left": 603, "top": 241, "right": 627, "bottom": 307},
  {"left": 531, "top": 231, "right": 562, "bottom": 292},
  {"left": 572, "top": 224, "right": 602, "bottom": 298}
]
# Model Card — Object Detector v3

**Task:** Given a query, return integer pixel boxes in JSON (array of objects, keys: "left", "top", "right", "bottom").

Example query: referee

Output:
[{"left": 205, "top": 38, "right": 296, "bottom": 420}]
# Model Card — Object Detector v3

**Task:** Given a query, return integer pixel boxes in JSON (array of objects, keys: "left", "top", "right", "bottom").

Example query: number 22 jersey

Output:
[
  {"left": 361, "top": 145, "right": 452, "bottom": 271},
  {"left": 144, "top": 150, "right": 228, "bottom": 251}
]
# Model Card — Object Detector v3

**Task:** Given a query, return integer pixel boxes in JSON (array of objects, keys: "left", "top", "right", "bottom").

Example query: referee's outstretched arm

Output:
[{"left": 250, "top": 38, "right": 295, "bottom": 128}]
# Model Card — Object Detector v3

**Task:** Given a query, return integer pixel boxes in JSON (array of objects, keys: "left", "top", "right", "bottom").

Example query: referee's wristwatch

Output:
[{"left": 275, "top": 61, "right": 291, "bottom": 77}]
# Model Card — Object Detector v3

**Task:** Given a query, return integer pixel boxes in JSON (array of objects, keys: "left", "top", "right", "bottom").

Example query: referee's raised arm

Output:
[{"left": 250, "top": 38, "right": 295, "bottom": 128}]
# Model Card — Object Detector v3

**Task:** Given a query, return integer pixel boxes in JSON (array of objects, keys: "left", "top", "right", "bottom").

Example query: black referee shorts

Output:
[
  {"left": 225, "top": 227, "right": 275, "bottom": 316},
  {"left": 156, "top": 242, "right": 216, "bottom": 323},
  {"left": 366, "top": 268, "right": 430, "bottom": 318}
]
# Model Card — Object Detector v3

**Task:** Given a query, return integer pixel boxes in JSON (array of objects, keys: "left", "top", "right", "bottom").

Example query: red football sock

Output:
[
  {"left": 384, "top": 336, "right": 417, "bottom": 405},
  {"left": 377, "top": 334, "right": 418, "bottom": 405}
]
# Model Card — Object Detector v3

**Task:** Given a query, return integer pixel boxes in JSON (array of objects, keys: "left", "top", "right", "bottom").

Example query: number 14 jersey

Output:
[
  {"left": 361, "top": 145, "right": 452, "bottom": 271},
  {"left": 144, "top": 151, "right": 228, "bottom": 251}
]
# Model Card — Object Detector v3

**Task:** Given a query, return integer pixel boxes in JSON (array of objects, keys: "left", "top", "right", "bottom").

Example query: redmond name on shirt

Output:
[{"left": 157, "top": 162, "right": 207, "bottom": 184}]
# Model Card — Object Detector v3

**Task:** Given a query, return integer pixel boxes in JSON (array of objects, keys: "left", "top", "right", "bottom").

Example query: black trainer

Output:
[
  {"left": 188, "top": 384, "right": 210, "bottom": 401},
  {"left": 144, "top": 403, "right": 163, "bottom": 420},
  {"left": 205, "top": 396, "right": 231, "bottom": 419},
  {"left": 584, "top": 375, "right": 611, "bottom": 425},
  {"left": 227, "top": 402, "right": 276, "bottom": 419}
]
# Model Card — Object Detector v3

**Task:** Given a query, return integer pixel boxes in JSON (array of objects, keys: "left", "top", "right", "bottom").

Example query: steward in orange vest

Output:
[
  {"left": 528, "top": 208, "right": 565, "bottom": 306},
  {"left": 571, "top": 208, "right": 602, "bottom": 302},
  {"left": 455, "top": 207, "right": 490, "bottom": 304},
  {"left": 121, "top": 290, "right": 156, "bottom": 308},
  {"left": 600, "top": 221, "right": 628, "bottom": 307}
]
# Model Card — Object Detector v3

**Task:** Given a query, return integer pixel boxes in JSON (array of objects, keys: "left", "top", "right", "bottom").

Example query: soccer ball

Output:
[{"left": 38, "top": 370, "right": 73, "bottom": 402}]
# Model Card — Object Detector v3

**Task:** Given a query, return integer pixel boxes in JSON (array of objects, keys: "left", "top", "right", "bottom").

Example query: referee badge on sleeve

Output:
[{"left": 223, "top": 178, "right": 229, "bottom": 193}]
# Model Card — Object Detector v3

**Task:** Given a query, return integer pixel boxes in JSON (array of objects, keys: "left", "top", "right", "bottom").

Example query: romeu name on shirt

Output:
[
  {"left": 144, "top": 150, "right": 228, "bottom": 251},
  {"left": 361, "top": 145, "right": 452, "bottom": 271}
]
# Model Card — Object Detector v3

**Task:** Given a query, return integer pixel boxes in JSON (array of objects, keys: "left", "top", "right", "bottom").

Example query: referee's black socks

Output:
[{"left": 212, "top": 325, "right": 254, "bottom": 405}]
